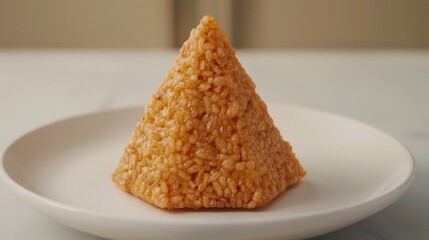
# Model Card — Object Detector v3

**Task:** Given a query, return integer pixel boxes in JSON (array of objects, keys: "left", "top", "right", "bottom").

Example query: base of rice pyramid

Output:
[{"left": 112, "top": 16, "right": 306, "bottom": 209}]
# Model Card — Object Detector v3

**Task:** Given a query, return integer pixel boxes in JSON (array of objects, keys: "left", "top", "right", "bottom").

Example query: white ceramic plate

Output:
[{"left": 1, "top": 105, "right": 414, "bottom": 240}]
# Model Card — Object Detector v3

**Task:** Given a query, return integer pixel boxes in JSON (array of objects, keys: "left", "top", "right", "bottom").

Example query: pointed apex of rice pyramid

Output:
[
  {"left": 200, "top": 15, "right": 220, "bottom": 28},
  {"left": 112, "top": 16, "right": 306, "bottom": 209}
]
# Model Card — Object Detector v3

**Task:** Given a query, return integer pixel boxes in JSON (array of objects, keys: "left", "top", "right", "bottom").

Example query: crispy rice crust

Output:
[{"left": 112, "top": 16, "right": 306, "bottom": 209}]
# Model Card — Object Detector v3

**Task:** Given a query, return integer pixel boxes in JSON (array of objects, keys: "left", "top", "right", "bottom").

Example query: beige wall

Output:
[
  {"left": 234, "top": 0, "right": 429, "bottom": 48},
  {"left": 0, "top": 0, "right": 174, "bottom": 48},
  {"left": 0, "top": 0, "right": 428, "bottom": 48}
]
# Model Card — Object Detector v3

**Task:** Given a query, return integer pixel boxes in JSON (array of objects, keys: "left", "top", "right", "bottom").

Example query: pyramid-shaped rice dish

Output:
[{"left": 112, "top": 16, "right": 306, "bottom": 209}]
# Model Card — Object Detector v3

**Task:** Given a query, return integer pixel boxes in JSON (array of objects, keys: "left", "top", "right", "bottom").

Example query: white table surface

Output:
[{"left": 0, "top": 50, "right": 428, "bottom": 239}]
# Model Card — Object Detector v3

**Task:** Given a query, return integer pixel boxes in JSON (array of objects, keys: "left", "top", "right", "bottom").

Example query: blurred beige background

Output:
[{"left": 1, "top": 0, "right": 428, "bottom": 48}]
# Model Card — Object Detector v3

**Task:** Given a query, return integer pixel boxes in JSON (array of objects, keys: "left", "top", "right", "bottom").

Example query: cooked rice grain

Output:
[{"left": 112, "top": 16, "right": 306, "bottom": 209}]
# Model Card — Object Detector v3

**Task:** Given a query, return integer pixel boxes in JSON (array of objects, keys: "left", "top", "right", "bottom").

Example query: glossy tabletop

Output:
[{"left": 0, "top": 50, "right": 428, "bottom": 239}]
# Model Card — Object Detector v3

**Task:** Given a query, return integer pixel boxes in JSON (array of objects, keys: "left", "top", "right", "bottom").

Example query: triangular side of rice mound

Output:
[{"left": 112, "top": 16, "right": 306, "bottom": 209}]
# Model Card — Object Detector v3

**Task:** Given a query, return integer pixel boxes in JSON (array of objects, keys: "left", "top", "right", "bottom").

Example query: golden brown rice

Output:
[{"left": 112, "top": 16, "right": 306, "bottom": 209}]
